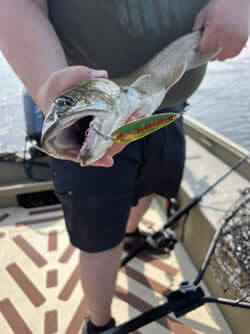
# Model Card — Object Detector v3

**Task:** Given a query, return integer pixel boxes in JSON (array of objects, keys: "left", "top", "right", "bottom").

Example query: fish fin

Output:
[
  {"left": 130, "top": 74, "right": 154, "bottom": 94},
  {"left": 130, "top": 62, "right": 187, "bottom": 95},
  {"left": 187, "top": 49, "right": 221, "bottom": 70},
  {"left": 164, "top": 62, "right": 187, "bottom": 91}
]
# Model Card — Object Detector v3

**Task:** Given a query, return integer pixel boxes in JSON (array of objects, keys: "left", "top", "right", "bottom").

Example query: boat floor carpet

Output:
[{"left": 0, "top": 199, "right": 231, "bottom": 334}]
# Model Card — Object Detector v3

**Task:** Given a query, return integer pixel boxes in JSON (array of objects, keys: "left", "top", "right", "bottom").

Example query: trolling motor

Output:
[
  {"left": 23, "top": 91, "right": 49, "bottom": 180},
  {"left": 23, "top": 91, "right": 44, "bottom": 156}
]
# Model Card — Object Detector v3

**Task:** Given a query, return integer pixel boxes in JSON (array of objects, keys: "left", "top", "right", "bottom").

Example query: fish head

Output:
[{"left": 41, "top": 78, "right": 121, "bottom": 165}]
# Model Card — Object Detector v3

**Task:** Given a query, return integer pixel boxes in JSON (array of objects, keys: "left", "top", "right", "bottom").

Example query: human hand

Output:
[
  {"left": 37, "top": 66, "right": 143, "bottom": 167},
  {"left": 37, "top": 65, "right": 108, "bottom": 115},
  {"left": 193, "top": 0, "right": 249, "bottom": 60}
]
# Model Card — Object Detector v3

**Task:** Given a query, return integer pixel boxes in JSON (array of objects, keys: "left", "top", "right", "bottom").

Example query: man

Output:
[{"left": 0, "top": 0, "right": 248, "bottom": 333}]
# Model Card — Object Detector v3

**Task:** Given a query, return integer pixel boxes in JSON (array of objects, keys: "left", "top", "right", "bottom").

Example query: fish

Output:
[{"left": 41, "top": 29, "right": 218, "bottom": 166}]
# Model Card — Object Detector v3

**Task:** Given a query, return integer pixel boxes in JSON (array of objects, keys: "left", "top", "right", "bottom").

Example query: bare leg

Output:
[
  {"left": 126, "top": 194, "right": 154, "bottom": 233},
  {"left": 79, "top": 243, "right": 122, "bottom": 326},
  {"left": 79, "top": 195, "right": 153, "bottom": 328}
]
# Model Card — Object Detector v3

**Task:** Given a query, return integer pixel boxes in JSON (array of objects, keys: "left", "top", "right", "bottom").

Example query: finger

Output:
[
  {"left": 210, "top": 46, "right": 224, "bottom": 60},
  {"left": 92, "top": 154, "right": 114, "bottom": 167},
  {"left": 197, "top": 25, "right": 220, "bottom": 54},
  {"left": 126, "top": 109, "right": 144, "bottom": 124},
  {"left": 106, "top": 143, "right": 127, "bottom": 157},
  {"left": 212, "top": 34, "right": 246, "bottom": 60},
  {"left": 41, "top": 66, "right": 108, "bottom": 112},
  {"left": 104, "top": 155, "right": 114, "bottom": 167},
  {"left": 193, "top": 9, "right": 206, "bottom": 31},
  {"left": 126, "top": 114, "right": 137, "bottom": 123},
  {"left": 133, "top": 109, "right": 144, "bottom": 118},
  {"left": 49, "top": 66, "right": 108, "bottom": 96}
]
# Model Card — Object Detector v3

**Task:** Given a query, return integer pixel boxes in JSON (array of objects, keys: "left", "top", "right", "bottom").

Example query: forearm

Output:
[{"left": 0, "top": 0, "right": 67, "bottom": 106}]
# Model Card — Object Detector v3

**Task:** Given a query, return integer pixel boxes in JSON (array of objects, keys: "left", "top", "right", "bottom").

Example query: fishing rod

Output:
[{"left": 121, "top": 153, "right": 250, "bottom": 267}]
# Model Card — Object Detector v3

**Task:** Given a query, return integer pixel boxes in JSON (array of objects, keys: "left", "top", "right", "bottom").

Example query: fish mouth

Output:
[{"left": 45, "top": 114, "right": 96, "bottom": 163}]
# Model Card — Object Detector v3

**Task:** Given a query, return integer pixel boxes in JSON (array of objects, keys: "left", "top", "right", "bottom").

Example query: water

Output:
[
  {"left": 0, "top": 53, "right": 25, "bottom": 153},
  {"left": 188, "top": 46, "right": 250, "bottom": 151},
  {"left": 0, "top": 48, "right": 249, "bottom": 153}
]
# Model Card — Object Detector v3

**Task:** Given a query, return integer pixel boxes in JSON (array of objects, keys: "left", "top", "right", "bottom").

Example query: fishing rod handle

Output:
[{"left": 103, "top": 298, "right": 174, "bottom": 333}]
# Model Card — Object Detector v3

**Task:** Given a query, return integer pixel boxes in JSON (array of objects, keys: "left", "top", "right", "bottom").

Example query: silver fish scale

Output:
[{"left": 69, "top": 79, "right": 121, "bottom": 108}]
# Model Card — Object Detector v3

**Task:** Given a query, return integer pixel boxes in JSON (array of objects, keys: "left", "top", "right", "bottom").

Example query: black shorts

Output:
[{"left": 49, "top": 105, "right": 186, "bottom": 252}]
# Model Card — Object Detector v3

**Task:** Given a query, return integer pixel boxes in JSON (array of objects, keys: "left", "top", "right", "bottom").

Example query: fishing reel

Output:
[
  {"left": 166, "top": 197, "right": 179, "bottom": 218},
  {"left": 145, "top": 228, "right": 178, "bottom": 254},
  {"left": 144, "top": 197, "right": 179, "bottom": 254}
]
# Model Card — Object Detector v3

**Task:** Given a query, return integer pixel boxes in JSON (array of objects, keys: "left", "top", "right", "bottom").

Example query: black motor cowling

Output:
[{"left": 23, "top": 90, "right": 44, "bottom": 143}]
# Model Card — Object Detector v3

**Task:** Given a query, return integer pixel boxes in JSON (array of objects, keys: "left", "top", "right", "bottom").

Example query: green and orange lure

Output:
[{"left": 112, "top": 112, "right": 182, "bottom": 143}]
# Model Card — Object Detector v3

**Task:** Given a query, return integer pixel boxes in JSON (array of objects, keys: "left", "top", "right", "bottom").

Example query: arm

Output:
[
  {"left": 0, "top": 0, "right": 69, "bottom": 110},
  {"left": 0, "top": 0, "right": 108, "bottom": 114},
  {"left": 194, "top": 0, "right": 249, "bottom": 60}
]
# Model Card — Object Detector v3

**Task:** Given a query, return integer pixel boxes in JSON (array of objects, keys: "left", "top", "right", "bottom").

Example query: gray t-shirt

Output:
[{"left": 48, "top": 0, "right": 209, "bottom": 107}]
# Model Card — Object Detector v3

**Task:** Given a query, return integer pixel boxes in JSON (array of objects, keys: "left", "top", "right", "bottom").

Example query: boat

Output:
[{"left": 0, "top": 114, "right": 249, "bottom": 334}]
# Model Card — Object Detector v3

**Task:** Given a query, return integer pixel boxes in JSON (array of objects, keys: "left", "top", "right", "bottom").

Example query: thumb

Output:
[
  {"left": 38, "top": 66, "right": 108, "bottom": 114},
  {"left": 193, "top": 10, "right": 211, "bottom": 54},
  {"left": 48, "top": 66, "right": 108, "bottom": 97}
]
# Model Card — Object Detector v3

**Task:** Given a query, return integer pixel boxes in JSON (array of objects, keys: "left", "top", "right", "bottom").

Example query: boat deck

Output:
[{"left": 0, "top": 199, "right": 232, "bottom": 334}]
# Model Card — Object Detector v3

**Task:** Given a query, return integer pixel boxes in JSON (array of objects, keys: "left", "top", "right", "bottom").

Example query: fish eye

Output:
[
  {"left": 54, "top": 96, "right": 76, "bottom": 107},
  {"left": 64, "top": 96, "right": 76, "bottom": 106},
  {"left": 54, "top": 97, "right": 66, "bottom": 107}
]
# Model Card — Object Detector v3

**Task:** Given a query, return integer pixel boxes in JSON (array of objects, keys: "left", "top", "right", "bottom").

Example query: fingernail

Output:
[{"left": 91, "top": 70, "right": 108, "bottom": 78}]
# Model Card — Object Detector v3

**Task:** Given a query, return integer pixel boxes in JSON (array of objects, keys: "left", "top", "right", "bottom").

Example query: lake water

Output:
[
  {"left": 188, "top": 46, "right": 250, "bottom": 152},
  {"left": 0, "top": 48, "right": 249, "bottom": 153}
]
